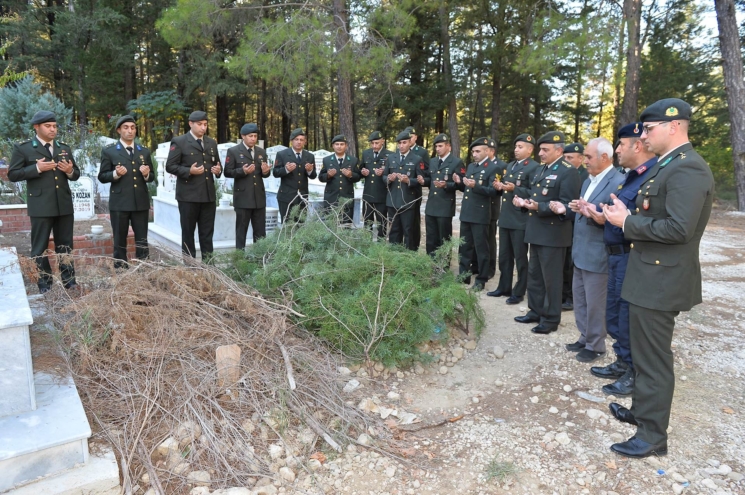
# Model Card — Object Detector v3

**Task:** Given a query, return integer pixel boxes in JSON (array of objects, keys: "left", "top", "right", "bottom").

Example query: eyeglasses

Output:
[{"left": 642, "top": 122, "right": 670, "bottom": 134}]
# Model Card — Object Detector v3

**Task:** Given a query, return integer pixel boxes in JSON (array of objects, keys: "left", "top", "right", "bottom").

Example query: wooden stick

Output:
[
  {"left": 278, "top": 343, "right": 296, "bottom": 390},
  {"left": 286, "top": 399, "right": 342, "bottom": 453}
]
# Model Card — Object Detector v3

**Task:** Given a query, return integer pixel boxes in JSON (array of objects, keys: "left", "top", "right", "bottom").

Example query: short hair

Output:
[{"left": 589, "top": 137, "right": 614, "bottom": 159}]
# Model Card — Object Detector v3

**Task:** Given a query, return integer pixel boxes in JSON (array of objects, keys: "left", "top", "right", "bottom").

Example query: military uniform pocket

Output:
[{"left": 640, "top": 247, "right": 679, "bottom": 267}]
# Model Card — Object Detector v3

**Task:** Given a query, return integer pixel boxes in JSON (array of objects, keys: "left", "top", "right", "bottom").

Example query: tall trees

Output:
[{"left": 619, "top": 0, "right": 643, "bottom": 127}]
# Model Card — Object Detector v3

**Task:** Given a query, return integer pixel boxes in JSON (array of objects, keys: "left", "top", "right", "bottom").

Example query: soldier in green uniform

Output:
[
  {"left": 487, "top": 133, "right": 540, "bottom": 304},
  {"left": 485, "top": 139, "right": 506, "bottom": 279},
  {"left": 603, "top": 98, "right": 714, "bottom": 458},
  {"left": 165, "top": 110, "right": 223, "bottom": 260},
  {"left": 404, "top": 126, "right": 429, "bottom": 250},
  {"left": 513, "top": 131, "right": 581, "bottom": 334},
  {"left": 561, "top": 142, "right": 587, "bottom": 310},
  {"left": 224, "top": 123, "right": 271, "bottom": 249},
  {"left": 384, "top": 131, "right": 425, "bottom": 250},
  {"left": 319, "top": 134, "right": 360, "bottom": 224},
  {"left": 98, "top": 115, "right": 155, "bottom": 267},
  {"left": 422, "top": 133, "right": 463, "bottom": 256},
  {"left": 272, "top": 128, "right": 317, "bottom": 223},
  {"left": 359, "top": 131, "right": 390, "bottom": 238},
  {"left": 8, "top": 111, "right": 80, "bottom": 293},
  {"left": 454, "top": 138, "right": 500, "bottom": 291}
]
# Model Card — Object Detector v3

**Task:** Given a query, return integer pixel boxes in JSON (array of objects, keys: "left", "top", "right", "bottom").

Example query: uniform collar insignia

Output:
[{"left": 116, "top": 143, "right": 121, "bottom": 149}]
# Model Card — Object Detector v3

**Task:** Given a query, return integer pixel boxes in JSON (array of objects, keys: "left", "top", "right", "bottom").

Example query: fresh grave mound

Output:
[{"left": 47, "top": 262, "right": 384, "bottom": 493}]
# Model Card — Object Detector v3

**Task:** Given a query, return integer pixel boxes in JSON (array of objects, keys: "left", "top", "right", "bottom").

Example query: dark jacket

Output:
[
  {"left": 98, "top": 141, "right": 154, "bottom": 212},
  {"left": 384, "top": 152, "right": 425, "bottom": 210},
  {"left": 423, "top": 154, "right": 462, "bottom": 218},
  {"left": 498, "top": 157, "right": 541, "bottom": 230},
  {"left": 224, "top": 143, "right": 270, "bottom": 209},
  {"left": 165, "top": 132, "right": 222, "bottom": 203},
  {"left": 319, "top": 154, "right": 360, "bottom": 203},
  {"left": 456, "top": 160, "right": 500, "bottom": 225},
  {"left": 359, "top": 148, "right": 390, "bottom": 204},
  {"left": 489, "top": 158, "right": 507, "bottom": 222},
  {"left": 272, "top": 148, "right": 317, "bottom": 203}
]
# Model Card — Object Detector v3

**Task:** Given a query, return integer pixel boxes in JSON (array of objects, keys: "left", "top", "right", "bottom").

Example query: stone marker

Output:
[
  {"left": 216, "top": 344, "right": 241, "bottom": 388},
  {"left": 71, "top": 176, "right": 96, "bottom": 220}
]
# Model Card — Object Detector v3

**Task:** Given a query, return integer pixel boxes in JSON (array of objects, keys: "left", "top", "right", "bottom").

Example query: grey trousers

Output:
[{"left": 573, "top": 266, "right": 608, "bottom": 352}]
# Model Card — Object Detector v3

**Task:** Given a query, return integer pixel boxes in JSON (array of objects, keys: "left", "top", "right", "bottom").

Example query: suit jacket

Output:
[
  {"left": 489, "top": 158, "right": 506, "bottom": 222},
  {"left": 423, "top": 154, "right": 461, "bottom": 218},
  {"left": 272, "top": 148, "right": 317, "bottom": 203},
  {"left": 383, "top": 152, "right": 425, "bottom": 210},
  {"left": 498, "top": 157, "right": 541, "bottom": 230},
  {"left": 319, "top": 154, "right": 360, "bottom": 203},
  {"left": 8, "top": 138, "right": 81, "bottom": 217},
  {"left": 523, "top": 158, "right": 581, "bottom": 247},
  {"left": 360, "top": 148, "right": 390, "bottom": 204},
  {"left": 456, "top": 160, "right": 499, "bottom": 225},
  {"left": 572, "top": 167, "right": 624, "bottom": 273},
  {"left": 165, "top": 132, "right": 222, "bottom": 203},
  {"left": 98, "top": 141, "right": 154, "bottom": 212},
  {"left": 621, "top": 143, "right": 714, "bottom": 311},
  {"left": 224, "top": 143, "right": 270, "bottom": 209}
]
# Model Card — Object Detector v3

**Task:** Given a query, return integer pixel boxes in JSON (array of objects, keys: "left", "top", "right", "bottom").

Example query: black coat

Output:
[
  {"left": 497, "top": 157, "right": 541, "bottom": 230},
  {"left": 456, "top": 160, "right": 499, "bottom": 225},
  {"left": 165, "top": 132, "right": 222, "bottom": 203},
  {"left": 359, "top": 148, "right": 390, "bottom": 204},
  {"left": 224, "top": 143, "right": 270, "bottom": 209},
  {"left": 98, "top": 142, "right": 154, "bottom": 212},
  {"left": 423, "top": 154, "right": 462, "bottom": 218},
  {"left": 319, "top": 154, "right": 360, "bottom": 203},
  {"left": 383, "top": 152, "right": 425, "bottom": 210},
  {"left": 272, "top": 148, "right": 317, "bottom": 203}
]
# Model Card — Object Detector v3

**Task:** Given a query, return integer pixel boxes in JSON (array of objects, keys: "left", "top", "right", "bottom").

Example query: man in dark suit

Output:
[
  {"left": 98, "top": 115, "right": 155, "bottom": 268},
  {"left": 604, "top": 99, "right": 714, "bottom": 458},
  {"left": 224, "top": 123, "right": 271, "bottom": 249},
  {"left": 272, "top": 128, "right": 317, "bottom": 223},
  {"left": 384, "top": 130, "right": 424, "bottom": 250},
  {"left": 513, "top": 131, "right": 581, "bottom": 334},
  {"left": 561, "top": 142, "right": 587, "bottom": 310},
  {"left": 487, "top": 134, "right": 540, "bottom": 304},
  {"left": 485, "top": 139, "right": 505, "bottom": 279},
  {"left": 359, "top": 131, "right": 390, "bottom": 239},
  {"left": 422, "top": 133, "right": 462, "bottom": 256},
  {"left": 165, "top": 110, "right": 222, "bottom": 260},
  {"left": 9, "top": 111, "right": 80, "bottom": 293},
  {"left": 404, "top": 126, "right": 429, "bottom": 250},
  {"left": 319, "top": 134, "right": 360, "bottom": 224}
]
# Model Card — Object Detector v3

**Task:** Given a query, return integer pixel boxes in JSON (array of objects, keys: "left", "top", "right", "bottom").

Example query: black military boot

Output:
[{"left": 590, "top": 356, "right": 628, "bottom": 379}]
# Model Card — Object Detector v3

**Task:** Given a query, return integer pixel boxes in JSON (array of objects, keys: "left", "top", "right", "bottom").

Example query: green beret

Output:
[
  {"left": 433, "top": 133, "right": 450, "bottom": 145},
  {"left": 564, "top": 143, "right": 584, "bottom": 154},
  {"left": 640, "top": 98, "right": 692, "bottom": 122},
  {"left": 537, "top": 131, "right": 566, "bottom": 145},
  {"left": 115, "top": 115, "right": 136, "bottom": 130},
  {"left": 189, "top": 111, "right": 208, "bottom": 122},
  {"left": 240, "top": 123, "right": 259, "bottom": 135},
  {"left": 513, "top": 133, "right": 534, "bottom": 145},
  {"left": 404, "top": 126, "right": 417, "bottom": 135},
  {"left": 470, "top": 137, "right": 490, "bottom": 150},
  {"left": 487, "top": 138, "right": 496, "bottom": 149},
  {"left": 395, "top": 131, "right": 412, "bottom": 142},
  {"left": 368, "top": 131, "right": 383, "bottom": 141},
  {"left": 290, "top": 128, "right": 305, "bottom": 140},
  {"left": 30, "top": 111, "right": 56, "bottom": 126},
  {"left": 331, "top": 134, "right": 347, "bottom": 144}
]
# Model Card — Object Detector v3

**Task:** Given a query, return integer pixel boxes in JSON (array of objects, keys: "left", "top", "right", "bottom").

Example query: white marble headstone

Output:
[{"left": 71, "top": 176, "right": 95, "bottom": 220}]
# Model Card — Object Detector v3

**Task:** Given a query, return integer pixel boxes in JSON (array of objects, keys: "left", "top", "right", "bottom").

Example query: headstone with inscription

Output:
[{"left": 70, "top": 176, "right": 95, "bottom": 220}]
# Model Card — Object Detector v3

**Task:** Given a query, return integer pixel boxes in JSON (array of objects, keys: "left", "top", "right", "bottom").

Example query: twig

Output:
[
  {"left": 397, "top": 414, "right": 467, "bottom": 432},
  {"left": 278, "top": 343, "right": 296, "bottom": 390},
  {"left": 137, "top": 441, "right": 165, "bottom": 495},
  {"left": 286, "top": 399, "right": 342, "bottom": 453}
]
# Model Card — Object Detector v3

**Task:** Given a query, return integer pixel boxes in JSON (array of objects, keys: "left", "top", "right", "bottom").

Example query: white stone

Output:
[
  {"left": 268, "top": 444, "right": 284, "bottom": 460},
  {"left": 337, "top": 367, "right": 351, "bottom": 376},
  {"left": 279, "top": 466, "right": 296, "bottom": 482},
  {"left": 387, "top": 391, "right": 401, "bottom": 401},
  {"left": 379, "top": 407, "right": 394, "bottom": 419},
  {"left": 563, "top": 385, "right": 573, "bottom": 392},
  {"left": 385, "top": 466, "right": 397, "bottom": 477},
  {"left": 701, "top": 478, "right": 717, "bottom": 489},
  {"left": 357, "top": 434, "right": 372, "bottom": 446},
  {"left": 308, "top": 459, "right": 322, "bottom": 471},
  {"left": 452, "top": 347, "right": 464, "bottom": 359},
  {"left": 187, "top": 470, "right": 211, "bottom": 486},
  {"left": 190, "top": 487, "right": 212, "bottom": 495},
  {"left": 492, "top": 346, "right": 505, "bottom": 359},
  {"left": 495, "top": 380, "right": 504, "bottom": 387},
  {"left": 254, "top": 485, "right": 278, "bottom": 495},
  {"left": 172, "top": 462, "right": 190, "bottom": 475},
  {"left": 586, "top": 408, "right": 603, "bottom": 420},
  {"left": 717, "top": 464, "right": 732, "bottom": 475},
  {"left": 530, "top": 396, "right": 539, "bottom": 403},
  {"left": 439, "top": 366, "right": 448, "bottom": 375},
  {"left": 532, "top": 385, "right": 543, "bottom": 393},
  {"left": 156, "top": 437, "right": 180, "bottom": 458},
  {"left": 343, "top": 379, "right": 360, "bottom": 393},
  {"left": 672, "top": 473, "right": 688, "bottom": 483},
  {"left": 672, "top": 483, "right": 685, "bottom": 495},
  {"left": 175, "top": 420, "right": 202, "bottom": 443},
  {"left": 728, "top": 472, "right": 744, "bottom": 482},
  {"left": 358, "top": 398, "right": 380, "bottom": 414},
  {"left": 555, "top": 432, "right": 570, "bottom": 445},
  {"left": 464, "top": 340, "right": 477, "bottom": 350},
  {"left": 707, "top": 459, "right": 721, "bottom": 467},
  {"left": 549, "top": 407, "right": 559, "bottom": 414},
  {"left": 212, "top": 488, "right": 251, "bottom": 495}
]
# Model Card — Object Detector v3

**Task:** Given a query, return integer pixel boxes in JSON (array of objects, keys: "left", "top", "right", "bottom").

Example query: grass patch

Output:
[{"left": 485, "top": 459, "right": 518, "bottom": 483}]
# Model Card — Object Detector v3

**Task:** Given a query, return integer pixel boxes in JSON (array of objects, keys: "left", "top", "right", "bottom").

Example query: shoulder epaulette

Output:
[
  {"left": 106, "top": 142, "right": 116, "bottom": 148},
  {"left": 20, "top": 140, "right": 31, "bottom": 145}
]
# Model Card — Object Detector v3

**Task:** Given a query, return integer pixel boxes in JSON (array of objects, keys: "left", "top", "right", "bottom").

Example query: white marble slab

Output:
[{"left": 0, "top": 247, "right": 33, "bottom": 329}]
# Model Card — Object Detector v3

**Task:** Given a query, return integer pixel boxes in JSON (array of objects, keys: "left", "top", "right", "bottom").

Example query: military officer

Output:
[
  {"left": 561, "top": 142, "right": 586, "bottom": 311},
  {"left": 565, "top": 143, "right": 588, "bottom": 182},
  {"left": 319, "top": 134, "right": 360, "bottom": 224},
  {"left": 359, "top": 131, "right": 390, "bottom": 238},
  {"left": 404, "top": 126, "right": 429, "bottom": 250},
  {"left": 422, "top": 133, "right": 463, "bottom": 256},
  {"left": 384, "top": 130, "right": 425, "bottom": 250},
  {"left": 98, "top": 115, "right": 154, "bottom": 267},
  {"left": 487, "top": 133, "right": 540, "bottom": 304},
  {"left": 454, "top": 138, "right": 500, "bottom": 291},
  {"left": 224, "top": 123, "right": 271, "bottom": 249},
  {"left": 165, "top": 110, "right": 222, "bottom": 260},
  {"left": 485, "top": 139, "right": 506, "bottom": 279},
  {"left": 8, "top": 111, "right": 80, "bottom": 293},
  {"left": 513, "top": 131, "right": 581, "bottom": 334},
  {"left": 273, "top": 128, "right": 317, "bottom": 223},
  {"left": 604, "top": 99, "right": 714, "bottom": 458}
]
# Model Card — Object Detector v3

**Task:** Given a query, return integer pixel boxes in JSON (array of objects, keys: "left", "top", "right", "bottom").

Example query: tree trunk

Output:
[
  {"left": 333, "top": 0, "right": 356, "bottom": 156},
  {"left": 489, "top": 2, "right": 506, "bottom": 152},
  {"left": 619, "top": 0, "right": 642, "bottom": 128},
  {"left": 440, "top": 0, "right": 460, "bottom": 156},
  {"left": 216, "top": 93, "right": 228, "bottom": 143},
  {"left": 715, "top": 0, "right": 745, "bottom": 211}
]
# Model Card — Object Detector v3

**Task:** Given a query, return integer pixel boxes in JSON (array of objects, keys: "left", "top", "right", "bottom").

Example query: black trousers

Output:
[
  {"left": 110, "top": 209, "right": 149, "bottom": 266},
  {"left": 496, "top": 227, "right": 529, "bottom": 297},
  {"left": 526, "top": 244, "right": 566, "bottom": 327},
  {"left": 425, "top": 215, "right": 452, "bottom": 256},
  {"left": 324, "top": 198, "right": 354, "bottom": 224},
  {"left": 387, "top": 207, "right": 417, "bottom": 250},
  {"left": 488, "top": 219, "right": 498, "bottom": 278},
  {"left": 410, "top": 198, "right": 422, "bottom": 250},
  {"left": 363, "top": 201, "right": 387, "bottom": 239},
  {"left": 458, "top": 222, "right": 489, "bottom": 286},
  {"left": 235, "top": 207, "right": 266, "bottom": 249},
  {"left": 278, "top": 196, "right": 307, "bottom": 224},
  {"left": 563, "top": 245, "right": 574, "bottom": 303},
  {"left": 178, "top": 201, "right": 216, "bottom": 259},
  {"left": 30, "top": 214, "right": 76, "bottom": 290}
]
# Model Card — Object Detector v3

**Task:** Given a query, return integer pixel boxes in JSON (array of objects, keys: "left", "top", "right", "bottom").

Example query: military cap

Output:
[
  {"left": 470, "top": 137, "right": 490, "bottom": 150},
  {"left": 433, "top": 133, "right": 450, "bottom": 145},
  {"left": 115, "top": 115, "right": 136, "bottom": 130},
  {"left": 395, "top": 131, "right": 412, "bottom": 142},
  {"left": 368, "top": 131, "right": 383, "bottom": 141},
  {"left": 640, "top": 98, "right": 692, "bottom": 122},
  {"left": 240, "top": 123, "right": 259, "bottom": 135},
  {"left": 331, "top": 134, "right": 347, "bottom": 144},
  {"left": 404, "top": 126, "right": 417, "bottom": 135},
  {"left": 30, "top": 111, "right": 56, "bottom": 126},
  {"left": 537, "top": 131, "right": 566, "bottom": 145},
  {"left": 564, "top": 143, "right": 584, "bottom": 154},
  {"left": 487, "top": 138, "right": 497, "bottom": 149},
  {"left": 617, "top": 122, "right": 643, "bottom": 139},
  {"left": 188, "top": 111, "right": 208, "bottom": 122},
  {"left": 513, "top": 133, "right": 534, "bottom": 145},
  {"left": 290, "top": 128, "right": 305, "bottom": 140}
]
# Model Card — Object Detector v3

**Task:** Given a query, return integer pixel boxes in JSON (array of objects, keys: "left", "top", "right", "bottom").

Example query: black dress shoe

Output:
[
  {"left": 531, "top": 324, "right": 557, "bottom": 334},
  {"left": 576, "top": 348, "right": 605, "bottom": 362},
  {"left": 591, "top": 357, "right": 629, "bottom": 379},
  {"left": 505, "top": 295, "right": 523, "bottom": 304},
  {"left": 65, "top": 283, "right": 79, "bottom": 291},
  {"left": 471, "top": 283, "right": 484, "bottom": 292},
  {"left": 39, "top": 286, "right": 51, "bottom": 294},
  {"left": 514, "top": 314, "right": 539, "bottom": 324},
  {"left": 486, "top": 289, "right": 511, "bottom": 297},
  {"left": 602, "top": 369, "right": 635, "bottom": 396},
  {"left": 609, "top": 402, "right": 638, "bottom": 426},
  {"left": 565, "top": 341, "right": 585, "bottom": 352},
  {"left": 611, "top": 436, "right": 667, "bottom": 458},
  {"left": 561, "top": 301, "right": 574, "bottom": 311}
]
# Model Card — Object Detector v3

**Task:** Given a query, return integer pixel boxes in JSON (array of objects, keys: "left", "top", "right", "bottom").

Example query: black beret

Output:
[
  {"left": 433, "top": 133, "right": 450, "bottom": 145},
  {"left": 564, "top": 143, "right": 584, "bottom": 154},
  {"left": 617, "top": 122, "right": 643, "bottom": 139},
  {"left": 115, "top": 115, "right": 136, "bottom": 130},
  {"left": 470, "top": 137, "right": 490, "bottom": 150},
  {"left": 640, "top": 98, "right": 692, "bottom": 122},
  {"left": 240, "top": 123, "right": 259, "bottom": 135},
  {"left": 404, "top": 126, "right": 417, "bottom": 135},
  {"left": 289, "top": 128, "right": 305, "bottom": 141},
  {"left": 395, "top": 131, "right": 412, "bottom": 142},
  {"left": 537, "top": 131, "right": 566, "bottom": 145},
  {"left": 368, "top": 131, "right": 383, "bottom": 141},
  {"left": 189, "top": 111, "right": 208, "bottom": 122},
  {"left": 513, "top": 133, "right": 534, "bottom": 145},
  {"left": 30, "top": 111, "right": 56, "bottom": 126},
  {"left": 331, "top": 134, "right": 347, "bottom": 144},
  {"left": 488, "top": 138, "right": 497, "bottom": 149}
]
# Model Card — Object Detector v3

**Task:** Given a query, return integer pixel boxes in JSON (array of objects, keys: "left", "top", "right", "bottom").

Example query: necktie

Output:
[
  {"left": 126, "top": 146, "right": 134, "bottom": 160},
  {"left": 44, "top": 143, "right": 52, "bottom": 157},
  {"left": 247, "top": 147, "right": 253, "bottom": 161},
  {"left": 196, "top": 138, "right": 203, "bottom": 151},
  {"left": 374, "top": 152, "right": 378, "bottom": 161},
  {"left": 439, "top": 158, "right": 443, "bottom": 167},
  {"left": 296, "top": 153, "right": 301, "bottom": 161},
  {"left": 400, "top": 154, "right": 405, "bottom": 162}
]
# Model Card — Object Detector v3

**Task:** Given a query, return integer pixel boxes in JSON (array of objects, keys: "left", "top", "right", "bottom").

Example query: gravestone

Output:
[{"left": 71, "top": 176, "right": 96, "bottom": 220}]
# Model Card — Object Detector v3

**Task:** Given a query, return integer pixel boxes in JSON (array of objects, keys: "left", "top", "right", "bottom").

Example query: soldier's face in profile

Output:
[
  {"left": 471, "top": 145, "right": 488, "bottom": 163},
  {"left": 118, "top": 122, "right": 137, "bottom": 143},
  {"left": 398, "top": 140, "right": 412, "bottom": 154},
  {"left": 615, "top": 138, "right": 635, "bottom": 169},
  {"left": 333, "top": 141, "right": 347, "bottom": 155},
  {"left": 189, "top": 120, "right": 208, "bottom": 138},
  {"left": 435, "top": 142, "right": 451, "bottom": 157},
  {"left": 34, "top": 122, "right": 57, "bottom": 142},
  {"left": 370, "top": 139, "right": 384, "bottom": 153},
  {"left": 514, "top": 142, "right": 533, "bottom": 161},
  {"left": 242, "top": 133, "right": 258, "bottom": 148},
  {"left": 539, "top": 144, "right": 562, "bottom": 164},
  {"left": 563, "top": 152, "right": 583, "bottom": 168},
  {"left": 291, "top": 135, "right": 307, "bottom": 152}
]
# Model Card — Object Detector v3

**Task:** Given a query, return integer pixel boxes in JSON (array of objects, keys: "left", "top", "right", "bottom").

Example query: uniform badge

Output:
[
  {"left": 665, "top": 107, "right": 679, "bottom": 117},
  {"left": 444, "top": 174, "right": 449, "bottom": 181},
  {"left": 140, "top": 155, "right": 144, "bottom": 163},
  {"left": 617, "top": 184, "right": 623, "bottom": 190},
  {"left": 516, "top": 180, "right": 521, "bottom": 186},
  {"left": 406, "top": 171, "right": 411, "bottom": 177},
  {"left": 170, "top": 145, "right": 176, "bottom": 151},
  {"left": 226, "top": 156, "right": 230, "bottom": 163},
  {"left": 643, "top": 197, "right": 650, "bottom": 210},
  {"left": 542, "top": 187, "right": 549, "bottom": 196}
]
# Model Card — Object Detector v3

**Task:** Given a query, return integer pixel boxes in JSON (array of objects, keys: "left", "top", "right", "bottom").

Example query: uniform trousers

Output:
[
  {"left": 573, "top": 266, "right": 608, "bottom": 352},
  {"left": 178, "top": 201, "right": 216, "bottom": 259},
  {"left": 363, "top": 201, "right": 387, "bottom": 239},
  {"left": 526, "top": 244, "right": 566, "bottom": 327},
  {"left": 278, "top": 196, "right": 307, "bottom": 224},
  {"left": 487, "top": 219, "right": 498, "bottom": 278},
  {"left": 496, "top": 227, "right": 529, "bottom": 297},
  {"left": 606, "top": 253, "right": 632, "bottom": 367},
  {"left": 424, "top": 215, "right": 452, "bottom": 256},
  {"left": 30, "top": 214, "right": 76, "bottom": 289},
  {"left": 458, "top": 222, "right": 489, "bottom": 286},
  {"left": 235, "top": 207, "right": 266, "bottom": 249},
  {"left": 563, "top": 244, "right": 574, "bottom": 303},
  {"left": 110, "top": 209, "right": 149, "bottom": 266},
  {"left": 388, "top": 207, "right": 417, "bottom": 251}
]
